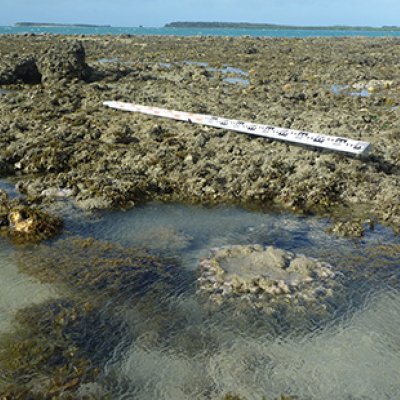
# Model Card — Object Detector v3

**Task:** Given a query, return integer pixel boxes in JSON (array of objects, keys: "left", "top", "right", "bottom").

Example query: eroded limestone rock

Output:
[
  {"left": 0, "top": 189, "right": 62, "bottom": 243},
  {"left": 38, "top": 40, "right": 91, "bottom": 83},
  {"left": 0, "top": 55, "right": 41, "bottom": 84}
]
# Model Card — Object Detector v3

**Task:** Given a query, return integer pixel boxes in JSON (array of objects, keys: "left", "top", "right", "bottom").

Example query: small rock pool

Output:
[{"left": 1, "top": 199, "right": 400, "bottom": 399}]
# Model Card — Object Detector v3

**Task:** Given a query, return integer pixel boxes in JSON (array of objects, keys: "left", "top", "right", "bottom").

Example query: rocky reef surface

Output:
[
  {"left": 0, "top": 35, "right": 400, "bottom": 233},
  {"left": 198, "top": 244, "right": 338, "bottom": 316}
]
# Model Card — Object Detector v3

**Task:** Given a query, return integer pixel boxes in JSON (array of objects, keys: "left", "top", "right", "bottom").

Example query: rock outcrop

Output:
[
  {"left": 0, "top": 55, "right": 41, "bottom": 84},
  {"left": 0, "top": 41, "right": 91, "bottom": 86},
  {"left": 37, "top": 40, "right": 91, "bottom": 83},
  {"left": 0, "top": 189, "right": 62, "bottom": 243}
]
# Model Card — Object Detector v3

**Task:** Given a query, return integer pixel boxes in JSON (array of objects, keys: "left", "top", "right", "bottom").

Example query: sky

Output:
[{"left": 1, "top": 0, "right": 399, "bottom": 27}]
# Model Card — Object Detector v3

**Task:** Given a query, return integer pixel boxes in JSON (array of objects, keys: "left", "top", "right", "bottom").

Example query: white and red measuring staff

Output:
[{"left": 103, "top": 101, "right": 371, "bottom": 156}]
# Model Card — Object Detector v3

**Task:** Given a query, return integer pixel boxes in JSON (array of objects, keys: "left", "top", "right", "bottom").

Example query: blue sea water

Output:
[{"left": 1, "top": 25, "right": 400, "bottom": 37}]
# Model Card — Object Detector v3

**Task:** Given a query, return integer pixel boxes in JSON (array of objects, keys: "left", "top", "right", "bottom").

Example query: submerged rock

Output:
[
  {"left": 223, "top": 394, "right": 297, "bottom": 400},
  {"left": 198, "top": 244, "right": 338, "bottom": 316},
  {"left": 0, "top": 298, "right": 125, "bottom": 399},
  {"left": 130, "top": 226, "right": 193, "bottom": 255},
  {"left": 17, "top": 236, "right": 176, "bottom": 299},
  {"left": 329, "top": 218, "right": 366, "bottom": 237}
]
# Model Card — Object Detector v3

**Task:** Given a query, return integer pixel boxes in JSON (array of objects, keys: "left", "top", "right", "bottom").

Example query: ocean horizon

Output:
[{"left": 1, "top": 25, "right": 400, "bottom": 37}]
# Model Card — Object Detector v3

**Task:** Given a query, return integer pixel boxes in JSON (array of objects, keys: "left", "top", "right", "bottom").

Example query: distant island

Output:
[
  {"left": 15, "top": 22, "right": 111, "bottom": 28},
  {"left": 165, "top": 22, "right": 400, "bottom": 31}
]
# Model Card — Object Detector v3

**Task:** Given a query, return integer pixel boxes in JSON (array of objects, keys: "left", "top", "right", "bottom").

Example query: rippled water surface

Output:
[{"left": 1, "top": 200, "right": 400, "bottom": 399}]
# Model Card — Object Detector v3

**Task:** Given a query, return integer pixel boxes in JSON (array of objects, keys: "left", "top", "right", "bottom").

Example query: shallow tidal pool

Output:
[{"left": 1, "top": 201, "right": 400, "bottom": 399}]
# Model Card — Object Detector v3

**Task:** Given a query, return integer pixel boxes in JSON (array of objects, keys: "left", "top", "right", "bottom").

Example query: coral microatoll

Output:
[{"left": 198, "top": 244, "right": 338, "bottom": 316}]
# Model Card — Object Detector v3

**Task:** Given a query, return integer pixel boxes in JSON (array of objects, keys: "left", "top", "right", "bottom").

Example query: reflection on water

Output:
[
  {"left": 95, "top": 57, "right": 251, "bottom": 87},
  {"left": 331, "top": 84, "right": 370, "bottom": 97},
  {"left": 224, "top": 77, "right": 250, "bottom": 86},
  {"left": 0, "top": 179, "right": 19, "bottom": 198},
  {"left": 97, "top": 57, "right": 121, "bottom": 64},
  {"left": 258, "top": 289, "right": 400, "bottom": 399},
  {"left": 1, "top": 201, "right": 400, "bottom": 399}
]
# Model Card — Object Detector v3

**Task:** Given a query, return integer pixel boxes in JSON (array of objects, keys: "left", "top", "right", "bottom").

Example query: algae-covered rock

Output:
[
  {"left": 0, "top": 189, "right": 62, "bottom": 244},
  {"left": 99, "top": 124, "right": 137, "bottom": 144},
  {"left": 17, "top": 236, "right": 175, "bottom": 299},
  {"left": 0, "top": 299, "right": 124, "bottom": 399},
  {"left": 329, "top": 219, "right": 366, "bottom": 237},
  {"left": 6, "top": 207, "right": 62, "bottom": 243},
  {"left": 0, "top": 189, "right": 8, "bottom": 226},
  {"left": 198, "top": 244, "right": 338, "bottom": 316}
]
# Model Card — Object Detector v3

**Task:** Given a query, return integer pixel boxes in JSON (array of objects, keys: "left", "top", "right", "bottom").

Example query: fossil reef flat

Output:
[{"left": 0, "top": 35, "right": 400, "bottom": 233}]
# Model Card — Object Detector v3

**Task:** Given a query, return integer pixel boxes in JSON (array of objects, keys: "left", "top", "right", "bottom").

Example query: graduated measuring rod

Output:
[{"left": 103, "top": 101, "right": 371, "bottom": 156}]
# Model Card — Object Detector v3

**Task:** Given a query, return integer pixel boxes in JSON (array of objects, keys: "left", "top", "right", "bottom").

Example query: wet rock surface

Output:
[
  {"left": 0, "top": 35, "right": 400, "bottom": 233},
  {"left": 198, "top": 244, "right": 338, "bottom": 315}
]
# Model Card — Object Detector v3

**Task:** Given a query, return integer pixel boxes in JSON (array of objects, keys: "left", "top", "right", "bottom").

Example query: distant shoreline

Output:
[
  {"left": 165, "top": 21, "right": 400, "bottom": 31},
  {"left": 15, "top": 22, "right": 111, "bottom": 28}
]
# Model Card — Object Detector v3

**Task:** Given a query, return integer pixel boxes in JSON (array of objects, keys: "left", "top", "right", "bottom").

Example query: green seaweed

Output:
[
  {"left": 0, "top": 299, "right": 126, "bottom": 399},
  {"left": 17, "top": 236, "right": 176, "bottom": 300}
]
